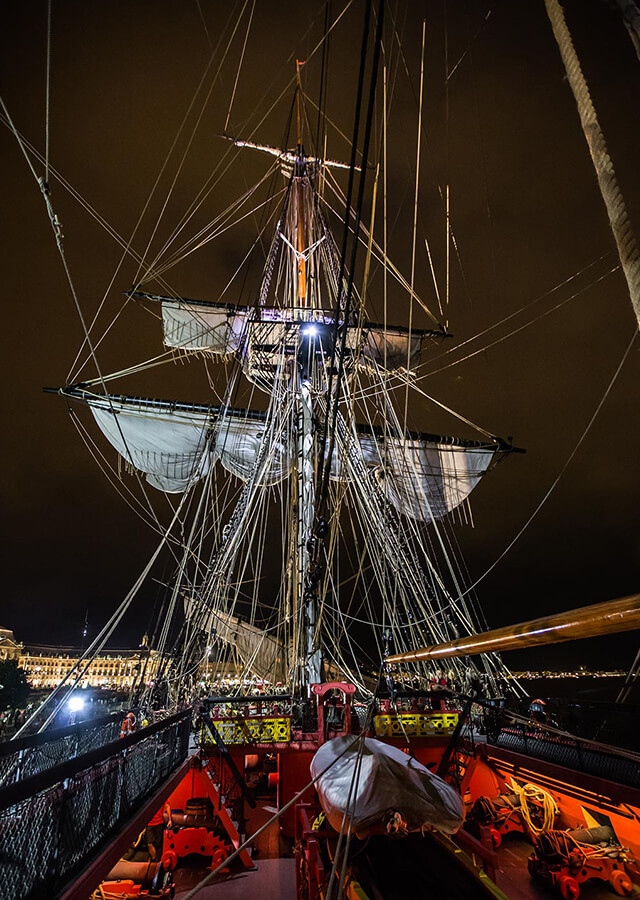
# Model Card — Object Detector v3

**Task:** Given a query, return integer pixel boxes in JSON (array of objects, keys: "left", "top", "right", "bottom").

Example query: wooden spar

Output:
[{"left": 385, "top": 594, "right": 640, "bottom": 663}]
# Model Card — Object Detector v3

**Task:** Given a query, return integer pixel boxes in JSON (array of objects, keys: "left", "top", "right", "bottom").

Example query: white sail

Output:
[
  {"left": 78, "top": 391, "right": 496, "bottom": 520},
  {"left": 209, "top": 610, "right": 286, "bottom": 682},
  {"left": 86, "top": 394, "right": 292, "bottom": 492},
  {"left": 139, "top": 293, "right": 428, "bottom": 373},
  {"left": 361, "top": 434, "right": 496, "bottom": 521},
  {"left": 162, "top": 300, "right": 247, "bottom": 354}
]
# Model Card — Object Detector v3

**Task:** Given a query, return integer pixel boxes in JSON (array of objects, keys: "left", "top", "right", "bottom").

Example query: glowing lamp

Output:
[{"left": 67, "top": 695, "right": 85, "bottom": 713}]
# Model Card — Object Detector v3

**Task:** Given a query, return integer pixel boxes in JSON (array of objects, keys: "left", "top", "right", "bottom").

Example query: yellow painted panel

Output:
[
  {"left": 373, "top": 712, "right": 459, "bottom": 738},
  {"left": 210, "top": 716, "right": 291, "bottom": 744}
]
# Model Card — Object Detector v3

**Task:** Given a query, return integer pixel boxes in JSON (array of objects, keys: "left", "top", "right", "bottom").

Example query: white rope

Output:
[
  {"left": 404, "top": 19, "right": 426, "bottom": 434},
  {"left": 45, "top": 0, "right": 52, "bottom": 184},
  {"left": 224, "top": 0, "right": 256, "bottom": 133},
  {"left": 456, "top": 328, "right": 638, "bottom": 600}
]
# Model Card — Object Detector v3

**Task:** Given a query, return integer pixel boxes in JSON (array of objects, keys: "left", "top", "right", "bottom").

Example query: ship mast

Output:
[
  {"left": 294, "top": 62, "right": 322, "bottom": 687},
  {"left": 295, "top": 60, "right": 307, "bottom": 308}
]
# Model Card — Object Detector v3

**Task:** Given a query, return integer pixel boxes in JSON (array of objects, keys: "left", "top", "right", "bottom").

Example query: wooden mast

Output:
[
  {"left": 385, "top": 594, "right": 640, "bottom": 663},
  {"left": 295, "top": 59, "right": 307, "bottom": 306}
]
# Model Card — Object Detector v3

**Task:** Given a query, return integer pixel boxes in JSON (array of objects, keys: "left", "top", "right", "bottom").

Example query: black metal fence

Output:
[
  {"left": 0, "top": 712, "right": 123, "bottom": 789},
  {"left": 0, "top": 710, "right": 192, "bottom": 900},
  {"left": 538, "top": 696, "right": 640, "bottom": 752},
  {"left": 490, "top": 721, "right": 640, "bottom": 788}
]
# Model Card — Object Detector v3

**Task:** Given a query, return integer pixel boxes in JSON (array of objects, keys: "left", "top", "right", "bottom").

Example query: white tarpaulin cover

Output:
[{"left": 311, "top": 736, "right": 464, "bottom": 837}]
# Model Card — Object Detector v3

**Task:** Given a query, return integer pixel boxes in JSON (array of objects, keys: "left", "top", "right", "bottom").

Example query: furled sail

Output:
[
  {"left": 360, "top": 325, "right": 425, "bottom": 371},
  {"left": 74, "top": 391, "right": 292, "bottom": 492},
  {"left": 62, "top": 388, "right": 502, "bottom": 521},
  {"left": 161, "top": 298, "right": 248, "bottom": 354},
  {"left": 358, "top": 432, "right": 497, "bottom": 521},
  {"left": 133, "top": 291, "right": 435, "bottom": 372},
  {"left": 208, "top": 610, "right": 286, "bottom": 682}
]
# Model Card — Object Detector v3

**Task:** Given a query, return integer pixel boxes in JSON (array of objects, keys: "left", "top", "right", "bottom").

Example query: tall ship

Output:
[{"left": 1, "top": 2, "right": 639, "bottom": 900}]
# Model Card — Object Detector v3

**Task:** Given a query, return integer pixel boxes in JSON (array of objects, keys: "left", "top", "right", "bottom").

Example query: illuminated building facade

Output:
[
  {"left": 5, "top": 624, "right": 256, "bottom": 692},
  {"left": 0, "top": 626, "right": 23, "bottom": 662},
  {"left": 18, "top": 645, "right": 162, "bottom": 690}
]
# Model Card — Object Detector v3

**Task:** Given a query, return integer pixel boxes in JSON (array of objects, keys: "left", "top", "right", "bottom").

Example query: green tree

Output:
[{"left": 0, "top": 659, "right": 30, "bottom": 710}]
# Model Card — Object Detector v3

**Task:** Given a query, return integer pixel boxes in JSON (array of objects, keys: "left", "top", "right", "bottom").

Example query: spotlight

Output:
[
  {"left": 67, "top": 695, "right": 85, "bottom": 713},
  {"left": 302, "top": 323, "right": 319, "bottom": 338}
]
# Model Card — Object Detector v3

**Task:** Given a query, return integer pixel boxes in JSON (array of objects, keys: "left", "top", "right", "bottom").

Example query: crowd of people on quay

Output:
[
  {"left": 0, "top": 706, "right": 30, "bottom": 739},
  {"left": 199, "top": 668, "right": 495, "bottom": 725},
  {"left": 381, "top": 667, "right": 490, "bottom": 707},
  {"left": 202, "top": 681, "right": 292, "bottom": 719},
  {"left": 0, "top": 691, "right": 135, "bottom": 740}
]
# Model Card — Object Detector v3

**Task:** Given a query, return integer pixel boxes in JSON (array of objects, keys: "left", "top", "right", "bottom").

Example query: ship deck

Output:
[
  {"left": 172, "top": 791, "right": 295, "bottom": 898},
  {"left": 6, "top": 699, "right": 640, "bottom": 900},
  {"left": 173, "top": 858, "right": 296, "bottom": 899},
  {"left": 493, "top": 835, "right": 639, "bottom": 900},
  {"left": 168, "top": 834, "right": 640, "bottom": 900}
]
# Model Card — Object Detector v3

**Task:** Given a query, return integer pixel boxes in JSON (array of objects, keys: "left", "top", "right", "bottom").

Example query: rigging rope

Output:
[
  {"left": 404, "top": 19, "right": 427, "bottom": 432},
  {"left": 454, "top": 328, "right": 638, "bottom": 600},
  {"left": 194, "top": 0, "right": 213, "bottom": 50},
  {"left": 45, "top": 0, "right": 51, "bottom": 184},
  {"left": 224, "top": 0, "right": 256, "bottom": 133},
  {"left": 545, "top": 0, "right": 640, "bottom": 332},
  {"left": 318, "top": 0, "right": 385, "bottom": 519}
]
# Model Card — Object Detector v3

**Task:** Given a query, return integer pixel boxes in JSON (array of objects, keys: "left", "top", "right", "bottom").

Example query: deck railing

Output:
[
  {"left": 478, "top": 699, "right": 640, "bottom": 789},
  {"left": 0, "top": 709, "right": 191, "bottom": 900},
  {"left": 488, "top": 719, "right": 640, "bottom": 788},
  {"left": 0, "top": 712, "right": 124, "bottom": 788}
]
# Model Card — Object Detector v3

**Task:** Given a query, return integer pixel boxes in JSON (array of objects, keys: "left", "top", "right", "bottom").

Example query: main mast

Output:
[
  {"left": 53, "top": 54, "right": 521, "bottom": 698},
  {"left": 294, "top": 61, "right": 322, "bottom": 687}
]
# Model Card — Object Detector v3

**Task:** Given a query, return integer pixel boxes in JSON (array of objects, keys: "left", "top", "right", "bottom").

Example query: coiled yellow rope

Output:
[{"left": 514, "top": 782, "right": 558, "bottom": 837}]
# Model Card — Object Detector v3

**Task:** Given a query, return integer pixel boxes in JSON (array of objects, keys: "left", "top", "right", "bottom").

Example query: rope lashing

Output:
[{"left": 38, "top": 178, "right": 64, "bottom": 247}]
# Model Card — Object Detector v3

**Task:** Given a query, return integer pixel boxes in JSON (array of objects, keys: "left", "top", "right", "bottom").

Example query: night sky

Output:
[{"left": 1, "top": 1, "right": 639, "bottom": 673}]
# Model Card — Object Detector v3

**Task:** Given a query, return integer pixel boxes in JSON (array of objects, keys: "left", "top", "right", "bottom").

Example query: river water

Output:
[{"left": 512, "top": 676, "right": 624, "bottom": 703}]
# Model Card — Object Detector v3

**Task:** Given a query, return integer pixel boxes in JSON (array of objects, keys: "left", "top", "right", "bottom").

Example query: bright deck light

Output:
[{"left": 67, "top": 695, "right": 85, "bottom": 713}]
